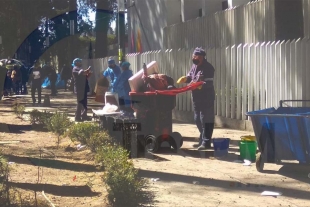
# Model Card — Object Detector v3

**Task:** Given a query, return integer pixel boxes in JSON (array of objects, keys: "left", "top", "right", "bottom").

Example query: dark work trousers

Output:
[
  {"left": 75, "top": 91, "right": 88, "bottom": 120},
  {"left": 50, "top": 80, "right": 57, "bottom": 95},
  {"left": 193, "top": 100, "right": 215, "bottom": 146},
  {"left": 31, "top": 81, "right": 42, "bottom": 104},
  {"left": 13, "top": 81, "right": 21, "bottom": 94}
]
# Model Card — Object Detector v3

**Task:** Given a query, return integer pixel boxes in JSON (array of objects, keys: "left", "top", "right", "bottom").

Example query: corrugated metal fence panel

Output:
[{"left": 163, "top": 0, "right": 279, "bottom": 49}]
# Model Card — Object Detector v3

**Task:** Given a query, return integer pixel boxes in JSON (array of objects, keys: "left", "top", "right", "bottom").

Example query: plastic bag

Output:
[{"left": 102, "top": 103, "right": 118, "bottom": 113}]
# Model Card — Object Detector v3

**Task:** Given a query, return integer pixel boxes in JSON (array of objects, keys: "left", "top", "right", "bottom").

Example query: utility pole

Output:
[
  {"left": 118, "top": 0, "right": 126, "bottom": 64},
  {"left": 69, "top": 0, "right": 78, "bottom": 63}
]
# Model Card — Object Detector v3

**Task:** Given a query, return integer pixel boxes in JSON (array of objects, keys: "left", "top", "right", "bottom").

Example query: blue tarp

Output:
[{"left": 42, "top": 73, "right": 65, "bottom": 89}]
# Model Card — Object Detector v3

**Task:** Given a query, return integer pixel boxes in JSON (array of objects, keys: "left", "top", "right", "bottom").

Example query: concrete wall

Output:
[
  {"left": 128, "top": 0, "right": 181, "bottom": 52},
  {"left": 181, "top": 0, "right": 202, "bottom": 21},
  {"left": 165, "top": 0, "right": 182, "bottom": 26},
  {"left": 127, "top": 0, "right": 250, "bottom": 53},
  {"left": 231, "top": 0, "right": 250, "bottom": 7},
  {"left": 202, "top": 0, "right": 223, "bottom": 16}
]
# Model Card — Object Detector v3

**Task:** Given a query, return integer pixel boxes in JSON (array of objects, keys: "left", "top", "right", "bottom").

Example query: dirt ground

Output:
[{"left": 1, "top": 89, "right": 310, "bottom": 207}]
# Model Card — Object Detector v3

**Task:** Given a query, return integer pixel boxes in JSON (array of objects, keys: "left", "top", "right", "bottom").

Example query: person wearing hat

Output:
[
  {"left": 72, "top": 58, "right": 92, "bottom": 122},
  {"left": 103, "top": 58, "right": 121, "bottom": 92},
  {"left": 177, "top": 47, "right": 215, "bottom": 150},
  {"left": 113, "top": 61, "right": 133, "bottom": 113}
]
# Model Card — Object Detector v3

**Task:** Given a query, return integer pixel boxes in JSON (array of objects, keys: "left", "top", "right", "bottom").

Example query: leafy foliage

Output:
[
  {"left": 87, "top": 131, "right": 112, "bottom": 152},
  {"left": 66, "top": 122, "right": 100, "bottom": 145},
  {"left": 46, "top": 110, "right": 72, "bottom": 147},
  {"left": 11, "top": 102, "right": 25, "bottom": 119},
  {"left": 95, "top": 143, "right": 147, "bottom": 206},
  {"left": 28, "top": 109, "right": 53, "bottom": 126}
]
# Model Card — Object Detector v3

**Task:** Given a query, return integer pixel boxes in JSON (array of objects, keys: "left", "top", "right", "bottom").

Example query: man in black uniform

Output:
[
  {"left": 72, "top": 58, "right": 92, "bottom": 122},
  {"left": 177, "top": 47, "right": 215, "bottom": 150}
]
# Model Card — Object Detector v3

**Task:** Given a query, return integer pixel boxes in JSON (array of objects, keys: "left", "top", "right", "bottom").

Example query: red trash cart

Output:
[{"left": 129, "top": 81, "right": 204, "bottom": 153}]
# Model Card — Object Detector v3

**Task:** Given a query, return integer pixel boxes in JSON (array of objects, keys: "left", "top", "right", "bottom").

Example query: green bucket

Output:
[{"left": 239, "top": 140, "right": 257, "bottom": 161}]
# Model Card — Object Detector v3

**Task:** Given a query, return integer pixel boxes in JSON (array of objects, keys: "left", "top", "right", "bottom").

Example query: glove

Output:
[{"left": 177, "top": 76, "right": 187, "bottom": 84}]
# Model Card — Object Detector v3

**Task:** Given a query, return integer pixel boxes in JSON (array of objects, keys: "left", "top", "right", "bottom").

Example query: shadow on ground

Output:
[
  {"left": 9, "top": 182, "right": 100, "bottom": 197},
  {"left": 138, "top": 168, "right": 310, "bottom": 200},
  {"left": 4, "top": 154, "right": 100, "bottom": 172},
  {"left": 0, "top": 123, "right": 49, "bottom": 133}
]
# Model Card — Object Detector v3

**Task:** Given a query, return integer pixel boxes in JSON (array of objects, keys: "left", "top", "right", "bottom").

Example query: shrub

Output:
[
  {"left": 87, "top": 131, "right": 112, "bottom": 152},
  {"left": 0, "top": 154, "right": 9, "bottom": 206},
  {"left": 95, "top": 144, "right": 147, "bottom": 206},
  {"left": 28, "top": 109, "right": 52, "bottom": 126},
  {"left": 67, "top": 122, "right": 100, "bottom": 145},
  {"left": 46, "top": 111, "right": 72, "bottom": 147},
  {"left": 11, "top": 102, "right": 25, "bottom": 119}
]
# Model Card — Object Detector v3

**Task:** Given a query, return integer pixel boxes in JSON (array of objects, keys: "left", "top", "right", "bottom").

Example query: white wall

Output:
[
  {"left": 231, "top": 0, "right": 250, "bottom": 7},
  {"left": 181, "top": 0, "right": 202, "bottom": 21},
  {"left": 128, "top": 0, "right": 181, "bottom": 52},
  {"left": 165, "top": 0, "right": 182, "bottom": 25},
  {"left": 202, "top": 0, "right": 223, "bottom": 15}
]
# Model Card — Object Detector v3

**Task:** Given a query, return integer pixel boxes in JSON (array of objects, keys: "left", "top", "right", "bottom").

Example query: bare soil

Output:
[{"left": 1, "top": 89, "right": 310, "bottom": 207}]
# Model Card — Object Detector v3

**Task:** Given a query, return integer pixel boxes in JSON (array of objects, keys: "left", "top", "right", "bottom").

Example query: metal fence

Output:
[
  {"left": 84, "top": 38, "right": 310, "bottom": 121},
  {"left": 163, "top": 0, "right": 276, "bottom": 49}
]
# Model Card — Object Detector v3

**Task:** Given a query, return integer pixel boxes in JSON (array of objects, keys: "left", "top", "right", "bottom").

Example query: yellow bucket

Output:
[{"left": 241, "top": 135, "right": 256, "bottom": 142}]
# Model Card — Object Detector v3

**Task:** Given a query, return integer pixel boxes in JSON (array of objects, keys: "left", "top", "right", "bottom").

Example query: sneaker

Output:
[
  {"left": 192, "top": 143, "right": 200, "bottom": 148},
  {"left": 197, "top": 145, "right": 206, "bottom": 150}
]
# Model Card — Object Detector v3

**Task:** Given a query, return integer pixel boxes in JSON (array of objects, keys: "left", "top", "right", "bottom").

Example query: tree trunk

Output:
[{"left": 95, "top": 0, "right": 111, "bottom": 58}]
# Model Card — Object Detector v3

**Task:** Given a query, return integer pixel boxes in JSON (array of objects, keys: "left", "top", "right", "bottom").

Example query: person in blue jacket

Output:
[
  {"left": 113, "top": 61, "right": 133, "bottom": 112},
  {"left": 102, "top": 58, "right": 121, "bottom": 92}
]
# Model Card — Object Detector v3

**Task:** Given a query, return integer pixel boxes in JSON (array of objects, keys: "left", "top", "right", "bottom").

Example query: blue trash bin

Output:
[{"left": 246, "top": 100, "right": 310, "bottom": 171}]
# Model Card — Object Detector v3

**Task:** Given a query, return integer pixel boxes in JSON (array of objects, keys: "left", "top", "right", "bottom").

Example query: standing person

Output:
[
  {"left": 72, "top": 58, "right": 92, "bottom": 122},
  {"left": 113, "top": 61, "right": 133, "bottom": 113},
  {"left": 103, "top": 58, "right": 121, "bottom": 92},
  {"left": 11, "top": 65, "right": 21, "bottom": 95},
  {"left": 4, "top": 69, "right": 13, "bottom": 96},
  {"left": 177, "top": 47, "right": 215, "bottom": 150},
  {"left": 60, "top": 64, "right": 72, "bottom": 91},
  {"left": 30, "top": 61, "right": 43, "bottom": 106}
]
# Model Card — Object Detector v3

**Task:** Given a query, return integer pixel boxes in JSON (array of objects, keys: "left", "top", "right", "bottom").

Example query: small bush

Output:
[
  {"left": 11, "top": 102, "right": 25, "bottom": 119},
  {"left": 28, "top": 109, "right": 52, "bottom": 126},
  {"left": 67, "top": 122, "right": 100, "bottom": 145},
  {"left": 46, "top": 111, "right": 72, "bottom": 147},
  {"left": 87, "top": 131, "right": 112, "bottom": 152},
  {"left": 96, "top": 144, "right": 147, "bottom": 206},
  {"left": 0, "top": 154, "right": 10, "bottom": 206}
]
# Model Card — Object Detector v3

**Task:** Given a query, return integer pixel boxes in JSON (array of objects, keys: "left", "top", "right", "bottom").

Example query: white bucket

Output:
[{"left": 105, "top": 92, "right": 119, "bottom": 106}]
